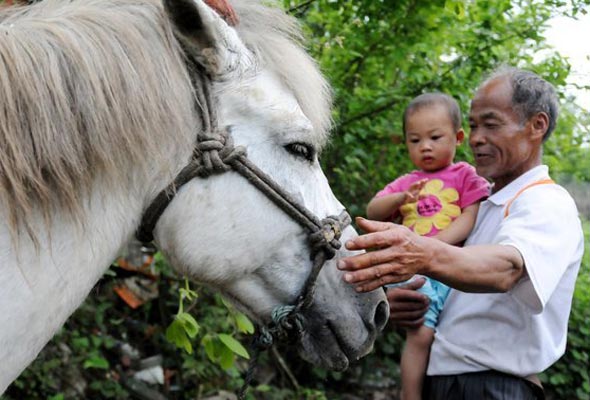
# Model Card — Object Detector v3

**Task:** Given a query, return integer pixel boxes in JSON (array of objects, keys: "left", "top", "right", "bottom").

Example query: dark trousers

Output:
[{"left": 423, "top": 370, "right": 545, "bottom": 400}]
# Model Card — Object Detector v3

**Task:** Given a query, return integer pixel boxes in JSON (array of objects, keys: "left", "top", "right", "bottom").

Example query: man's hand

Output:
[
  {"left": 386, "top": 277, "right": 429, "bottom": 329},
  {"left": 337, "top": 217, "right": 433, "bottom": 292}
]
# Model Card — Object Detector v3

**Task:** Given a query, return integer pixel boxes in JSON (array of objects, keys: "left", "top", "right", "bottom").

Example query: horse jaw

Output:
[{"left": 298, "top": 230, "right": 389, "bottom": 370}]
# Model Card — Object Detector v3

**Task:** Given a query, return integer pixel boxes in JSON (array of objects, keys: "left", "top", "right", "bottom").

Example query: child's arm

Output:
[
  {"left": 434, "top": 202, "right": 480, "bottom": 245},
  {"left": 366, "top": 193, "right": 409, "bottom": 221},
  {"left": 367, "top": 179, "right": 428, "bottom": 221}
]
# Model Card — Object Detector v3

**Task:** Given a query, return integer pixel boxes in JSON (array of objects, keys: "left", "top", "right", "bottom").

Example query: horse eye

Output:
[{"left": 285, "top": 142, "right": 315, "bottom": 161}]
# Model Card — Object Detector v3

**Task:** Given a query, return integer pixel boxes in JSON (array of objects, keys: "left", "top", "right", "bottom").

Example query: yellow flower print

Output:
[{"left": 399, "top": 179, "right": 461, "bottom": 236}]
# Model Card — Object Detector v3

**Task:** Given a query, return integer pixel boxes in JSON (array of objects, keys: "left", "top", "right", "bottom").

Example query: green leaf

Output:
[
  {"left": 218, "top": 346, "right": 236, "bottom": 370},
  {"left": 72, "top": 337, "right": 89, "bottom": 349},
  {"left": 91, "top": 335, "right": 103, "bottom": 347},
  {"left": 165, "top": 319, "right": 193, "bottom": 354},
  {"left": 255, "top": 384, "right": 271, "bottom": 393},
  {"left": 177, "top": 312, "right": 200, "bottom": 338},
  {"left": 201, "top": 334, "right": 216, "bottom": 362},
  {"left": 452, "top": 1, "right": 466, "bottom": 18},
  {"left": 83, "top": 356, "right": 109, "bottom": 370},
  {"left": 218, "top": 334, "right": 250, "bottom": 359},
  {"left": 234, "top": 313, "right": 255, "bottom": 334},
  {"left": 103, "top": 268, "right": 117, "bottom": 277},
  {"left": 220, "top": 296, "right": 233, "bottom": 310}
]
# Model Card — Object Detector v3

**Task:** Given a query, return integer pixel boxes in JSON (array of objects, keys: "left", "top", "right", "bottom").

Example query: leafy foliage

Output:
[
  {"left": 2, "top": 259, "right": 258, "bottom": 399},
  {"left": 541, "top": 219, "right": 590, "bottom": 400},
  {"left": 165, "top": 280, "right": 201, "bottom": 354},
  {"left": 288, "top": 0, "right": 590, "bottom": 218},
  {"left": 4, "top": 288, "right": 131, "bottom": 399},
  {"left": 2, "top": 253, "right": 328, "bottom": 399}
]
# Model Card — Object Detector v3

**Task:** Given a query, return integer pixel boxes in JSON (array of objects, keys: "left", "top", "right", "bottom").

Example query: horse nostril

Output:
[{"left": 373, "top": 300, "right": 389, "bottom": 331}]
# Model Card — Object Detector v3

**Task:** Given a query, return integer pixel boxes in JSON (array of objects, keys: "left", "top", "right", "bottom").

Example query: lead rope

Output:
[{"left": 237, "top": 213, "right": 348, "bottom": 400}]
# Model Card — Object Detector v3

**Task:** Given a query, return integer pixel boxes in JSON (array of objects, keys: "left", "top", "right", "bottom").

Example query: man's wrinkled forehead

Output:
[
  {"left": 469, "top": 77, "right": 513, "bottom": 117},
  {"left": 469, "top": 110, "right": 503, "bottom": 123}
]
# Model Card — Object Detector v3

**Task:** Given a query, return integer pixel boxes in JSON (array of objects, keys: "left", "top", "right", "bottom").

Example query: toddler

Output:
[{"left": 367, "top": 93, "right": 489, "bottom": 400}]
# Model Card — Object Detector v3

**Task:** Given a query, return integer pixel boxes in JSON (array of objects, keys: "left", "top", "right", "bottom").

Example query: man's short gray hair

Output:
[{"left": 484, "top": 66, "right": 559, "bottom": 142}]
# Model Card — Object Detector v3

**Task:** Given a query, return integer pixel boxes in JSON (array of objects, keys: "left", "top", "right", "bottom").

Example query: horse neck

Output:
[{"left": 0, "top": 175, "right": 163, "bottom": 393}]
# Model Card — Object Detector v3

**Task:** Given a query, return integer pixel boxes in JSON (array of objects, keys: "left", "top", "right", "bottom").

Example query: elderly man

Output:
[{"left": 338, "top": 67, "right": 584, "bottom": 399}]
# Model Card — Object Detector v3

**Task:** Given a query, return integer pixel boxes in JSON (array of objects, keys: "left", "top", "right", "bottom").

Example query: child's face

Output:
[{"left": 404, "top": 104, "right": 464, "bottom": 172}]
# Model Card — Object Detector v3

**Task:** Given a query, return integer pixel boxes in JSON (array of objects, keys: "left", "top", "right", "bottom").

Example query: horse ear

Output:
[{"left": 163, "top": 0, "right": 253, "bottom": 77}]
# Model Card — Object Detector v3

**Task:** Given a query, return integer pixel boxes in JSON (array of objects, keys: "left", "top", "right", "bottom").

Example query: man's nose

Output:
[{"left": 469, "top": 129, "right": 485, "bottom": 147}]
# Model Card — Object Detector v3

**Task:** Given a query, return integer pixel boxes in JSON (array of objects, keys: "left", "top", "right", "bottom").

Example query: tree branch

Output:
[
  {"left": 336, "top": 15, "right": 542, "bottom": 129},
  {"left": 288, "top": 0, "right": 316, "bottom": 16},
  {"left": 271, "top": 346, "right": 299, "bottom": 390}
]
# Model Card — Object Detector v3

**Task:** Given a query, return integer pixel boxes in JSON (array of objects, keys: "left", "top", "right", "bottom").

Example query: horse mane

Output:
[{"left": 0, "top": 0, "right": 332, "bottom": 237}]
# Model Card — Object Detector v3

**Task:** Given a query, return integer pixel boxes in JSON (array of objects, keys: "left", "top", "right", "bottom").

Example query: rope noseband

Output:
[{"left": 136, "top": 82, "right": 350, "bottom": 398}]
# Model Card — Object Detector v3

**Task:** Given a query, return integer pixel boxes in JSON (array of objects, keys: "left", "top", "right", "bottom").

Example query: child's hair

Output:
[{"left": 402, "top": 92, "right": 462, "bottom": 135}]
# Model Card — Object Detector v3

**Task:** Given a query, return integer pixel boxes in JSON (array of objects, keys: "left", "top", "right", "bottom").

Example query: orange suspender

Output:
[{"left": 503, "top": 178, "right": 555, "bottom": 218}]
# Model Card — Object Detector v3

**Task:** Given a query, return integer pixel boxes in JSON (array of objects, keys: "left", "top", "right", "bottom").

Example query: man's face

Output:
[{"left": 468, "top": 77, "right": 540, "bottom": 192}]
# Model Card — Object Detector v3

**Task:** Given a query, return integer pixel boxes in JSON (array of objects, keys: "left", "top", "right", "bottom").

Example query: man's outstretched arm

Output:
[{"left": 338, "top": 217, "right": 525, "bottom": 293}]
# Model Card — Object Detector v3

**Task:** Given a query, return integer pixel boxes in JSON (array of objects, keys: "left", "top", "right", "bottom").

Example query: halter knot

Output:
[
  {"left": 249, "top": 305, "right": 303, "bottom": 353},
  {"left": 270, "top": 304, "right": 304, "bottom": 343},
  {"left": 309, "top": 213, "right": 350, "bottom": 260},
  {"left": 196, "top": 129, "right": 246, "bottom": 177},
  {"left": 252, "top": 326, "right": 274, "bottom": 350}
]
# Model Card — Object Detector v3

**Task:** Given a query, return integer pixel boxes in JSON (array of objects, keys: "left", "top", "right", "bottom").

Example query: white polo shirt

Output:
[{"left": 428, "top": 165, "right": 585, "bottom": 377}]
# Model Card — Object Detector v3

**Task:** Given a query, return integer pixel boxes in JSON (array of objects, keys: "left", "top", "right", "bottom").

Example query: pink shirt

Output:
[{"left": 376, "top": 162, "right": 490, "bottom": 237}]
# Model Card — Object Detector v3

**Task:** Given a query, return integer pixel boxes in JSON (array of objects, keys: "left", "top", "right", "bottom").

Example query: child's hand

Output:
[{"left": 404, "top": 179, "right": 428, "bottom": 204}]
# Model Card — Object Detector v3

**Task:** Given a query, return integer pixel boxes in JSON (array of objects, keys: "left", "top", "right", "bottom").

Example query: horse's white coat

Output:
[
  {"left": 0, "top": 0, "right": 388, "bottom": 393},
  {"left": 0, "top": 182, "right": 148, "bottom": 392}
]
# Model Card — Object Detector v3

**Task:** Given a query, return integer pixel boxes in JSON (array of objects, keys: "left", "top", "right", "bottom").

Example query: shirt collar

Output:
[{"left": 486, "top": 165, "right": 550, "bottom": 206}]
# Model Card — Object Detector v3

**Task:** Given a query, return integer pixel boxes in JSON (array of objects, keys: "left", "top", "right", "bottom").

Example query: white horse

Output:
[{"left": 0, "top": 0, "right": 388, "bottom": 393}]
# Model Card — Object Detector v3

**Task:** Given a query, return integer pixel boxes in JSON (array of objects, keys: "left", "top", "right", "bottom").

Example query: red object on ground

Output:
[
  {"left": 204, "top": 0, "right": 239, "bottom": 26},
  {"left": 114, "top": 285, "right": 144, "bottom": 309}
]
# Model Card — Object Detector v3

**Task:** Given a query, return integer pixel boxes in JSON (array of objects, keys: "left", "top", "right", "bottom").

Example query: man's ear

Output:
[
  {"left": 529, "top": 112, "right": 549, "bottom": 141},
  {"left": 163, "top": 0, "right": 253, "bottom": 77},
  {"left": 456, "top": 129, "right": 465, "bottom": 145}
]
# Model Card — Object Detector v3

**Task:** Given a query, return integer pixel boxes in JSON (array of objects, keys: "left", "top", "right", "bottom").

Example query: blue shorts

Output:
[{"left": 386, "top": 276, "right": 450, "bottom": 329}]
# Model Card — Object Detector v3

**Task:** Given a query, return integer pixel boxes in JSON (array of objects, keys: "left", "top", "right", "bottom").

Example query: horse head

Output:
[
  {"left": 0, "top": 0, "right": 387, "bottom": 391},
  {"left": 151, "top": 0, "right": 389, "bottom": 370}
]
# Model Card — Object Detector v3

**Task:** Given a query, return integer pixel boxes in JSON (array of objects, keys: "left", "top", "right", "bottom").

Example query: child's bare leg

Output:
[{"left": 400, "top": 325, "right": 435, "bottom": 400}]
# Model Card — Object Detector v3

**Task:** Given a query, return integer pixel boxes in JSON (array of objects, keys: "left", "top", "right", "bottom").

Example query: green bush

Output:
[
  {"left": 541, "top": 219, "right": 590, "bottom": 400},
  {"left": 1, "top": 261, "right": 255, "bottom": 399}
]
